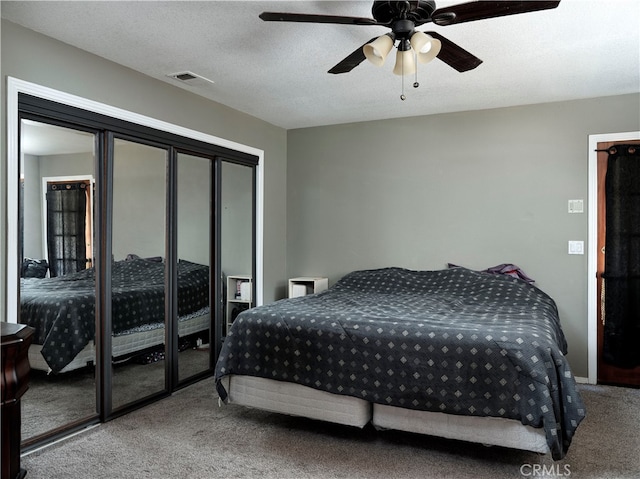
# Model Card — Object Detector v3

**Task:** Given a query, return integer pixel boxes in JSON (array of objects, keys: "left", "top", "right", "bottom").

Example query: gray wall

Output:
[
  {"left": 4, "top": 18, "right": 640, "bottom": 379},
  {"left": 287, "top": 93, "right": 640, "bottom": 378},
  {"left": 1, "top": 20, "right": 288, "bottom": 316},
  {"left": 22, "top": 152, "right": 95, "bottom": 261},
  {"left": 22, "top": 153, "right": 44, "bottom": 259},
  {"left": 221, "top": 162, "right": 253, "bottom": 277},
  {"left": 112, "top": 141, "right": 167, "bottom": 261}
]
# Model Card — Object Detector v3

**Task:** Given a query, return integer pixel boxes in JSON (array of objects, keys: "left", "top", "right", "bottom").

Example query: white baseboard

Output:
[{"left": 574, "top": 376, "right": 593, "bottom": 385}]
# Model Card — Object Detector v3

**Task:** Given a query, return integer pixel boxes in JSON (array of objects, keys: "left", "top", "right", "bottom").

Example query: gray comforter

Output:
[{"left": 215, "top": 267, "right": 585, "bottom": 459}]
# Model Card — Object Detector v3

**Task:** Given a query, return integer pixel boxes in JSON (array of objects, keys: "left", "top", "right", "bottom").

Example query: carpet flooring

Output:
[
  {"left": 22, "top": 348, "right": 210, "bottom": 440},
  {"left": 21, "top": 379, "right": 640, "bottom": 479}
]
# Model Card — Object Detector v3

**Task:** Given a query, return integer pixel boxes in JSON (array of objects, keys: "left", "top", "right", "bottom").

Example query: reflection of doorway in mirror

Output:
[{"left": 42, "top": 176, "right": 94, "bottom": 276}]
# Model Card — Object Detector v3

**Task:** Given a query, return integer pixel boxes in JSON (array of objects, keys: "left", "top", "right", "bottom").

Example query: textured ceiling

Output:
[{"left": 2, "top": 0, "right": 639, "bottom": 130}]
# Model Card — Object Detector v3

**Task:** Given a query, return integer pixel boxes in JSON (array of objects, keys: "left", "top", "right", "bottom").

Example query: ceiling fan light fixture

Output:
[
  {"left": 410, "top": 31, "right": 442, "bottom": 64},
  {"left": 261, "top": 0, "right": 562, "bottom": 79},
  {"left": 363, "top": 34, "right": 394, "bottom": 66},
  {"left": 392, "top": 47, "right": 416, "bottom": 76}
]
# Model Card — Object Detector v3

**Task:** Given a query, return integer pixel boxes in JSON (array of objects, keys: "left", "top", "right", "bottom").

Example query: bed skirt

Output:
[
  {"left": 222, "top": 374, "right": 549, "bottom": 454},
  {"left": 373, "top": 403, "right": 549, "bottom": 454},
  {"left": 221, "top": 374, "right": 371, "bottom": 428}
]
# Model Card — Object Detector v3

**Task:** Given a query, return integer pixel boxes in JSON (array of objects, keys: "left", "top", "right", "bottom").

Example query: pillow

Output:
[
  {"left": 448, "top": 262, "right": 535, "bottom": 283},
  {"left": 125, "top": 253, "right": 162, "bottom": 262},
  {"left": 483, "top": 263, "right": 535, "bottom": 283},
  {"left": 22, "top": 258, "right": 49, "bottom": 278}
]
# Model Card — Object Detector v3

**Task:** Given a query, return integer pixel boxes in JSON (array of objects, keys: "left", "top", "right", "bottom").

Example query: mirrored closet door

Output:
[
  {"left": 14, "top": 90, "right": 259, "bottom": 451},
  {"left": 19, "top": 119, "right": 99, "bottom": 442},
  {"left": 220, "top": 161, "right": 255, "bottom": 339},
  {"left": 176, "top": 152, "right": 212, "bottom": 382},
  {"left": 110, "top": 137, "right": 170, "bottom": 410}
]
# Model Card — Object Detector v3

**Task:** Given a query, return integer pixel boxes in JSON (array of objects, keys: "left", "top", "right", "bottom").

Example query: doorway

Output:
[{"left": 591, "top": 134, "right": 640, "bottom": 387}]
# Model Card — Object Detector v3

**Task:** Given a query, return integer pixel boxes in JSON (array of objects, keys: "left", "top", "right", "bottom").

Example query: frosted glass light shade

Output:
[
  {"left": 363, "top": 34, "right": 394, "bottom": 66},
  {"left": 392, "top": 49, "right": 416, "bottom": 76},
  {"left": 410, "top": 32, "right": 442, "bottom": 64}
]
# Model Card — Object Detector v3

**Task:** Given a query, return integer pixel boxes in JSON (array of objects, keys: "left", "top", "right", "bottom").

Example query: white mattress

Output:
[
  {"left": 221, "top": 374, "right": 549, "bottom": 455},
  {"left": 29, "top": 312, "right": 210, "bottom": 373},
  {"left": 223, "top": 375, "right": 371, "bottom": 428}
]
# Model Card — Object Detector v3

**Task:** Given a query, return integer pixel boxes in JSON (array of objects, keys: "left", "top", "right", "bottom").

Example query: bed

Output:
[
  {"left": 214, "top": 266, "right": 586, "bottom": 460},
  {"left": 21, "top": 257, "right": 210, "bottom": 374}
]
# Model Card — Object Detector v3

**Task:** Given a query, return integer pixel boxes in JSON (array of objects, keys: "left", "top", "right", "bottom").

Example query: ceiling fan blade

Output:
[
  {"left": 259, "top": 12, "right": 380, "bottom": 26},
  {"left": 432, "top": 1, "right": 560, "bottom": 26},
  {"left": 425, "top": 32, "right": 482, "bottom": 72},
  {"left": 328, "top": 38, "right": 379, "bottom": 74}
]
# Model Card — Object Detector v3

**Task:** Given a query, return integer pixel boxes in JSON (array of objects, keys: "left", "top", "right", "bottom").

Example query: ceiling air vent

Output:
[{"left": 167, "top": 71, "right": 215, "bottom": 87}]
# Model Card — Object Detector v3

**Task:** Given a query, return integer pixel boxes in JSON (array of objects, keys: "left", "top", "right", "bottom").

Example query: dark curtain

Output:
[
  {"left": 46, "top": 182, "right": 87, "bottom": 277},
  {"left": 603, "top": 145, "right": 640, "bottom": 368}
]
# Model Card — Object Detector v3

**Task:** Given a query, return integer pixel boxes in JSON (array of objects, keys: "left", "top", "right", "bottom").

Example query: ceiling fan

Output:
[{"left": 260, "top": 1, "right": 561, "bottom": 76}]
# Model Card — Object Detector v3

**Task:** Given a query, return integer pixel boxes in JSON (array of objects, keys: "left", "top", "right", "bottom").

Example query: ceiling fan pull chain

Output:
[
  {"left": 413, "top": 51, "right": 420, "bottom": 89},
  {"left": 400, "top": 51, "right": 406, "bottom": 101}
]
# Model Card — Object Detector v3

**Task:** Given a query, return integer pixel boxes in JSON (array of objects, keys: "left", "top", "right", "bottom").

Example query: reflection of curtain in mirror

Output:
[
  {"left": 603, "top": 145, "right": 640, "bottom": 368},
  {"left": 19, "top": 179, "right": 24, "bottom": 260},
  {"left": 46, "top": 182, "right": 88, "bottom": 277}
]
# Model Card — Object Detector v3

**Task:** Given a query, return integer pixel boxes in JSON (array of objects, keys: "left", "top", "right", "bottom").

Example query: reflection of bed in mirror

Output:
[{"left": 21, "top": 257, "right": 210, "bottom": 374}]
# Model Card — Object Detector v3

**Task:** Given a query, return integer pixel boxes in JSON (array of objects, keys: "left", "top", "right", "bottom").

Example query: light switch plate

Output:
[
  {"left": 568, "top": 199, "right": 584, "bottom": 213},
  {"left": 568, "top": 241, "right": 584, "bottom": 255}
]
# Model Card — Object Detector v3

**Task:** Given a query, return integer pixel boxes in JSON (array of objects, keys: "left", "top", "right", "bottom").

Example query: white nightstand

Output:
[
  {"left": 288, "top": 277, "right": 329, "bottom": 298},
  {"left": 226, "top": 275, "right": 252, "bottom": 334}
]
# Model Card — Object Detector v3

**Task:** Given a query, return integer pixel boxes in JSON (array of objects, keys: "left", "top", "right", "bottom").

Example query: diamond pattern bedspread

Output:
[
  {"left": 21, "top": 258, "right": 209, "bottom": 373},
  {"left": 215, "top": 267, "right": 585, "bottom": 459}
]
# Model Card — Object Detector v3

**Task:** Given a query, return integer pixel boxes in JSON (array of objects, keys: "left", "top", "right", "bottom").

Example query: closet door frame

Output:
[{"left": 7, "top": 78, "right": 263, "bottom": 449}]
